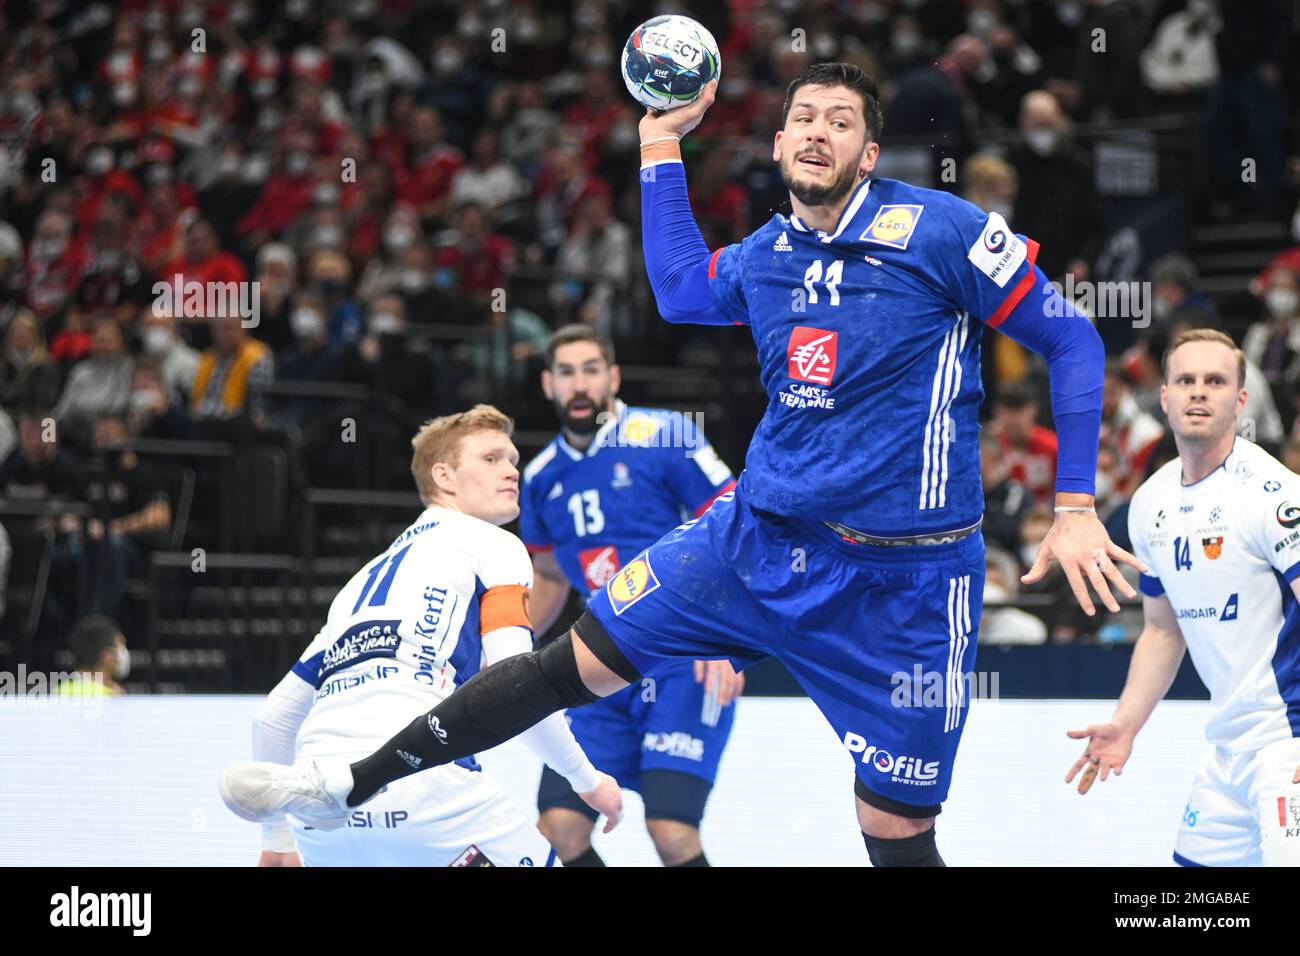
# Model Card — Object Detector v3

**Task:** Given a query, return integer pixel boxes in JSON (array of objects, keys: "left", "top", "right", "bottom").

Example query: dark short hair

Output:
[
  {"left": 781, "top": 63, "right": 885, "bottom": 143},
  {"left": 70, "top": 615, "right": 121, "bottom": 668},
  {"left": 545, "top": 323, "right": 615, "bottom": 368},
  {"left": 993, "top": 380, "right": 1036, "bottom": 410}
]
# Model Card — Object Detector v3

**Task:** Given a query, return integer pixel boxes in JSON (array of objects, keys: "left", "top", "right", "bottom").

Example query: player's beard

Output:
[
  {"left": 780, "top": 150, "right": 862, "bottom": 209},
  {"left": 557, "top": 393, "right": 611, "bottom": 435}
]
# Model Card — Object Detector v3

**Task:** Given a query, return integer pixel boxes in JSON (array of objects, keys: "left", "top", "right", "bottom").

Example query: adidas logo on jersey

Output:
[
  {"left": 396, "top": 750, "right": 422, "bottom": 769},
  {"left": 773, "top": 231, "right": 792, "bottom": 252}
]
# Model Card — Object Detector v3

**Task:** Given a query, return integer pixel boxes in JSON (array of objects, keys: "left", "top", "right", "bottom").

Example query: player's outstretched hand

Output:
[
  {"left": 258, "top": 850, "right": 302, "bottom": 867},
  {"left": 639, "top": 80, "right": 717, "bottom": 144},
  {"left": 578, "top": 772, "right": 624, "bottom": 834},
  {"left": 695, "top": 658, "right": 745, "bottom": 707},
  {"left": 1022, "top": 511, "right": 1147, "bottom": 615},
  {"left": 1064, "top": 723, "right": 1134, "bottom": 794}
]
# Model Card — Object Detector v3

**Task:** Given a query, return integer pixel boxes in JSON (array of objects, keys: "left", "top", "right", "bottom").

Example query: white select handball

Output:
[{"left": 620, "top": 14, "right": 721, "bottom": 112}]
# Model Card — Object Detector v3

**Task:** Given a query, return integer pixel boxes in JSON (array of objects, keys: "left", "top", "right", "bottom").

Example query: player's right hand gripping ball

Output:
[{"left": 621, "top": 15, "right": 720, "bottom": 111}]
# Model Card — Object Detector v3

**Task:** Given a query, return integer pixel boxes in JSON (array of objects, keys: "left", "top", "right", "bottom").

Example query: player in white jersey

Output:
[
  {"left": 1066, "top": 329, "right": 1300, "bottom": 866},
  {"left": 219, "top": 405, "right": 622, "bottom": 867}
]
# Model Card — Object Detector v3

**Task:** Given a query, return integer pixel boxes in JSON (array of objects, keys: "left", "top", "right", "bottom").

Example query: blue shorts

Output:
[
  {"left": 537, "top": 662, "right": 735, "bottom": 826},
  {"left": 583, "top": 487, "right": 984, "bottom": 814}
]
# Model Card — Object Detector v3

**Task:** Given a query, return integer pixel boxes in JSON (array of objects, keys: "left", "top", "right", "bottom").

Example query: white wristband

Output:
[{"left": 1054, "top": 506, "right": 1096, "bottom": 514}]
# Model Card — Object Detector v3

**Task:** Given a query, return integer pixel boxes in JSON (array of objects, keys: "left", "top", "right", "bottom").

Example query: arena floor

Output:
[{"left": 0, "top": 697, "right": 1211, "bottom": 866}]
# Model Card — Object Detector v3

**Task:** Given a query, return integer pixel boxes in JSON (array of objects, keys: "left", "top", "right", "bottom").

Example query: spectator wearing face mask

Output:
[
  {"left": 1242, "top": 268, "right": 1300, "bottom": 423},
  {"left": 278, "top": 294, "right": 342, "bottom": 401},
  {"left": 126, "top": 360, "right": 189, "bottom": 441},
  {"left": 136, "top": 308, "right": 199, "bottom": 399},
  {"left": 306, "top": 250, "right": 363, "bottom": 346},
  {"left": 0, "top": 310, "right": 62, "bottom": 409},
  {"left": 74, "top": 141, "right": 145, "bottom": 237},
  {"left": 236, "top": 131, "right": 320, "bottom": 249},
  {"left": 431, "top": 203, "right": 516, "bottom": 312},
  {"left": 53, "top": 319, "right": 134, "bottom": 447},
  {"left": 356, "top": 207, "right": 422, "bottom": 302},
  {"left": 1007, "top": 90, "right": 1106, "bottom": 285},
  {"left": 25, "top": 209, "right": 90, "bottom": 320},
  {"left": 57, "top": 615, "right": 130, "bottom": 697},
  {"left": 250, "top": 244, "right": 299, "bottom": 354},
  {"left": 339, "top": 295, "right": 434, "bottom": 415}
]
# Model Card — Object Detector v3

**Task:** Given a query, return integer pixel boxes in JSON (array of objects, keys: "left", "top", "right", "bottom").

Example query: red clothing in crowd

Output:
[
  {"left": 237, "top": 173, "right": 316, "bottom": 236},
  {"left": 394, "top": 145, "right": 463, "bottom": 210},
  {"left": 161, "top": 249, "right": 248, "bottom": 287},
  {"left": 77, "top": 170, "right": 146, "bottom": 233},
  {"left": 997, "top": 426, "right": 1058, "bottom": 505},
  {"left": 432, "top": 234, "right": 515, "bottom": 298},
  {"left": 691, "top": 180, "right": 750, "bottom": 245},
  {"left": 25, "top": 242, "right": 92, "bottom": 317}
]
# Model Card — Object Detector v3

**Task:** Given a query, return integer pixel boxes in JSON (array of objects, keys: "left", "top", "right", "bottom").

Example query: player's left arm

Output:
[
  {"left": 478, "top": 535, "right": 624, "bottom": 830},
  {"left": 660, "top": 414, "right": 745, "bottom": 705},
  {"left": 939, "top": 205, "right": 1147, "bottom": 613}
]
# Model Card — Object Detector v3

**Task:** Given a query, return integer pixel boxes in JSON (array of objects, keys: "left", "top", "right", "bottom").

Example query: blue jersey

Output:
[
  {"left": 520, "top": 402, "right": 736, "bottom": 593},
  {"left": 706, "top": 176, "right": 1041, "bottom": 536}
]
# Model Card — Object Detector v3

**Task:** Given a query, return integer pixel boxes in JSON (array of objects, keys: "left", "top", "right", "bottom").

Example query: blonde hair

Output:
[
  {"left": 1163, "top": 328, "right": 1246, "bottom": 389},
  {"left": 410, "top": 404, "right": 514, "bottom": 504}
]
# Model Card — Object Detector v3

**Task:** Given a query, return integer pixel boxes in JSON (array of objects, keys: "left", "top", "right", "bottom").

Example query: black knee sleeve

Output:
[
  {"left": 348, "top": 632, "right": 599, "bottom": 806},
  {"left": 862, "top": 827, "right": 945, "bottom": 867}
]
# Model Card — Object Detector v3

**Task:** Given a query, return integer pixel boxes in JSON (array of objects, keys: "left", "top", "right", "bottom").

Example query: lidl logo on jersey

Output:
[
  {"left": 966, "top": 212, "right": 1027, "bottom": 288},
  {"left": 787, "top": 326, "right": 837, "bottom": 386},
  {"left": 1277, "top": 501, "right": 1300, "bottom": 528},
  {"left": 841, "top": 732, "right": 940, "bottom": 786},
  {"left": 319, "top": 620, "right": 401, "bottom": 680},
  {"left": 607, "top": 554, "right": 661, "bottom": 616},
  {"left": 642, "top": 731, "right": 705, "bottom": 761},
  {"left": 579, "top": 545, "right": 621, "bottom": 591},
  {"left": 860, "top": 203, "right": 923, "bottom": 250}
]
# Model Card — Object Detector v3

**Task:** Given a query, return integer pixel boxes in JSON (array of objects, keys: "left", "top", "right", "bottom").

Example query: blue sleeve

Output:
[
  {"left": 1138, "top": 574, "right": 1165, "bottom": 597},
  {"left": 291, "top": 651, "right": 324, "bottom": 688},
  {"left": 641, "top": 161, "right": 748, "bottom": 325},
  {"left": 662, "top": 414, "right": 736, "bottom": 515},
  {"left": 518, "top": 479, "right": 552, "bottom": 553},
  {"left": 994, "top": 267, "right": 1104, "bottom": 497}
]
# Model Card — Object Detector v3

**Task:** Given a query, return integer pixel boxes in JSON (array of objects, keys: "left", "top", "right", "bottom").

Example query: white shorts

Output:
[
  {"left": 1173, "top": 737, "right": 1300, "bottom": 867},
  {"left": 290, "top": 761, "right": 558, "bottom": 867}
]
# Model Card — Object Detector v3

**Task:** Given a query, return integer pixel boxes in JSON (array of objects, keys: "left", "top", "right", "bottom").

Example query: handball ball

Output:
[{"left": 620, "top": 15, "right": 721, "bottom": 112}]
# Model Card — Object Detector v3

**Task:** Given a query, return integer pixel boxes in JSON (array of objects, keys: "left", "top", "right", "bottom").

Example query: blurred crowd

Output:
[{"left": 0, "top": 0, "right": 1298, "bottom": 656}]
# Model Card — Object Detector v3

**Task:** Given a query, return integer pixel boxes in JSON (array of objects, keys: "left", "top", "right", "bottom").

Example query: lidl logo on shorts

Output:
[
  {"left": 607, "top": 554, "right": 660, "bottom": 616},
  {"left": 860, "top": 204, "right": 923, "bottom": 250}
]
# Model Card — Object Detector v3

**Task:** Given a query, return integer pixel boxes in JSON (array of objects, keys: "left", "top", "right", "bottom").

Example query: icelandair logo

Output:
[{"left": 1175, "top": 593, "right": 1239, "bottom": 622}]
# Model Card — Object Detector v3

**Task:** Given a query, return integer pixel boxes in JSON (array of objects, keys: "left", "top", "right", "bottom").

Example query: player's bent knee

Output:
[
  {"left": 571, "top": 612, "right": 641, "bottom": 695},
  {"left": 645, "top": 818, "right": 702, "bottom": 866},
  {"left": 539, "top": 807, "right": 597, "bottom": 857},
  {"left": 854, "top": 777, "right": 939, "bottom": 838}
]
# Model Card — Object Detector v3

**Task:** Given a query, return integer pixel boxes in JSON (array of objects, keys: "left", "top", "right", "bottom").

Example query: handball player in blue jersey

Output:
[
  {"left": 222, "top": 63, "right": 1148, "bottom": 866},
  {"left": 522, "top": 324, "right": 741, "bottom": 867}
]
